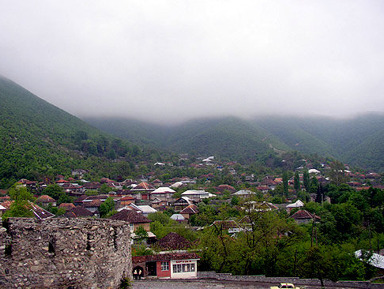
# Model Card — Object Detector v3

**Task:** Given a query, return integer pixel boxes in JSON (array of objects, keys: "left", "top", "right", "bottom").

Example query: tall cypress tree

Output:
[
  {"left": 303, "top": 170, "right": 310, "bottom": 192},
  {"left": 283, "top": 171, "right": 289, "bottom": 197},
  {"left": 294, "top": 171, "right": 300, "bottom": 192}
]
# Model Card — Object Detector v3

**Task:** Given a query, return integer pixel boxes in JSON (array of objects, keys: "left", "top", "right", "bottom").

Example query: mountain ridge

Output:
[
  {"left": 0, "top": 76, "right": 160, "bottom": 188},
  {"left": 84, "top": 113, "right": 384, "bottom": 171}
]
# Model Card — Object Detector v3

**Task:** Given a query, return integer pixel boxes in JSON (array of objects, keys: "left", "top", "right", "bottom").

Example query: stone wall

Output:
[
  {"left": 0, "top": 218, "right": 132, "bottom": 289},
  {"left": 198, "top": 271, "right": 383, "bottom": 289}
]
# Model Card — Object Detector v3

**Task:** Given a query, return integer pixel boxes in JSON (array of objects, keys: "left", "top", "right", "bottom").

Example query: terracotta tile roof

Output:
[
  {"left": 120, "top": 195, "right": 135, "bottom": 201},
  {"left": 83, "top": 182, "right": 101, "bottom": 189},
  {"left": 291, "top": 210, "right": 320, "bottom": 221},
  {"left": 109, "top": 209, "right": 151, "bottom": 224},
  {"left": 217, "top": 184, "right": 236, "bottom": 193},
  {"left": 64, "top": 207, "right": 93, "bottom": 218},
  {"left": 83, "top": 199, "right": 102, "bottom": 207},
  {"left": 155, "top": 232, "right": 192, "bottom": 250},
  {"left": 36, "top": 195, "right": 56, "bottom": 203},
  {"left": 74, "top": 195, "right": 88, "bottom": 204},
  {"left": 100, "top": 177, "right": 115, "bottom": 183},
  {"left": 83, "top": 195, "right": 109, "bottom": 201},
  {"left": 211, "top": 220, "right": 240, "bottom": 230},
  {"left": 0, "top": 196, "right": 11, "bottom": 202},
  {"left": 132, "top": 182, "right": 155, "bottom": 191},
  {"left": 173, "top": 197, "right": 193, "bottom": 206},
  {"left": 0, "top": 200, "right": 13, "bottom": 209},
  {"left": 58, "top": 203, "right": 76, "bottom": 210},
  {"left": 238, "top": 216, "right": 251, "bottom": 224},
  {"left": 180, "top": 204, "right": 199, "bottom": 215},
  {"left": 0, "top": 201, "right": 54, "bottom": 219},
  {"left": 29, "top": 203, "right": 55, "bottom": 219}
]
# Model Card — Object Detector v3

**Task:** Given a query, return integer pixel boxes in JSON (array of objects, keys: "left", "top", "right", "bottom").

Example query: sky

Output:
[{"left": 1, "top": 1, "right": 384, "bottom": 124}]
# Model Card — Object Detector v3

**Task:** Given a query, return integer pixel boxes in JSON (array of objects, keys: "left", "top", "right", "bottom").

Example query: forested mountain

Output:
[
  {"left": 85, "top": 113, "right": 384, "bottom": 171},
  {"left": 84, "top": 117, "right": 291, "bottom": 163},
  {"left": 254, "top": 115, "right": 384, "bottom": 171},
  {"left": 0, "top": 75, "right": 158, "bottom": 188}
]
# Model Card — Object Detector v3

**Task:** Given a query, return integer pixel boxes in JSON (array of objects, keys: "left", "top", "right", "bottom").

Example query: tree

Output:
[
  {"left": 100, "top": 183, "right": 112, "bottom": 194},
  {"left": 150, "top": 221, "right": 167, "bottom": 239},
  {"left": 303, "top": 170, "right": 310, "bottom": 192},
  {"left": 328, "top": 161, "right": 349, "bottom": 186},
  {"left": 294, "top": 171, "right": 300, "bottom": 192},
  {"left": 148, "top": 212, "right": 171, "bottom": 224},
  {"left": 309, "top": 176, "right": 319, "bottom": 194},
  {"left": 231, "top": 196, "right": 239, "bottom": 206},
  {"left": 3, "top": 186, "right": 34, "bottom": 219},
  {"left": 282, "top": 171, "right": 289, "bottom": 197},
  {"left": 44, "top": 184, "right": 65, "bottom": 200},
  {"left": 135, "top": 225, "right": 149, "bottom": 240},
  {"left": 299, "top": 246, "right": 337, "bottom": 286},
  {"left": 315, "top": 184, "right": 324, "bottom": 204},
  {"left": 107, "top": 149, "right": 117, "bottom": 160},
  {"left": 2, "top": 201, "right": 34, "bottom": 219},
  {"left": 99, "top": 197, "right": 115, "bottom": 217},
  {"left": 9, "top": 185, "right": 34, "bottom": 202}
]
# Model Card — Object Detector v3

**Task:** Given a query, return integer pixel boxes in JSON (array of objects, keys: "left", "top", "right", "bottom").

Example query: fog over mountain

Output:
[{"left": 1, "top": 1, "right": 384, "bottom": 124}]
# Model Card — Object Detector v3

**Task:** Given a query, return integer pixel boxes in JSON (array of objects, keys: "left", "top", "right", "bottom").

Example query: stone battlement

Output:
[{"left": 0, "top": 217, "right": 132, "bottom": 289}]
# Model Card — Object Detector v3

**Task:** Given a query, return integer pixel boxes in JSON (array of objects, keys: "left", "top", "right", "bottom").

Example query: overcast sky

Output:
[{"left": 1, "top": 1, "right": 384, "bottom": 123}]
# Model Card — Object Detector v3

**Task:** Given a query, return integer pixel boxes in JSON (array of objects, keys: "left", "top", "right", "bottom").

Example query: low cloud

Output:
[{"left": 1, "top": 0, "right": 383, "bottom": 124}]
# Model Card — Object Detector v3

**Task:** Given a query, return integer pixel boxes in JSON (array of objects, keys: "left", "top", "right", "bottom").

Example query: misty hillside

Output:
[
  {"left": 84, "top": 117, "right": 292, "bottom": 163},
  {"left": 0, "top": 76, "right": 152, "bottom": 187},
  {"left": 85, "top": 114, "right": 384, "bottom": 171}
]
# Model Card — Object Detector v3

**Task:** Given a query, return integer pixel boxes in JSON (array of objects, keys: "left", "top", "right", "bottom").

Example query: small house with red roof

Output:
[
  {"left": 132, "top": 252, "right": 199, "bottom": 279},
  {"left": 216, "top": 184, "right": 236, "bottom": 193},
  {"left": 151, "top": 197, "right": 167, "bottom": 209},
  {"left": 119, "top": 195, "right": 135, "bottom": 207},
  {"left": 110, "top": 209, "right": 152, "bottom": 236},
  {"left": 56, "top": 179, "right": 69, "bottom": 186},
  {"left": 211, "top": 220, "right": 243, "bottom": 234},
  {"left": 152, "top": 179, "right": 163, "bottom": 187},
  {"left": 180, "top": 204, "right": 199, "bottom": 220},
  {"left": 35, "top": 195, "right": 57, "bottom": 207},
  {"left": 130, "top": 182, "right": 155, "bottom": 200},
  {"left": 83, "top": 199, "right": 101, "bottom": 215},
  {"left": 290, "top": 210, "right": 321, "bottom": 224},
  {"left": 29, "top": 203, "right": 55, "bottom": 219},
  {"left": 154, "top": 232, "right": 192, "bottom": 251},
  {"left": 58, "top": 203, "right": 76, "bottom": 211},
  {"left": 64, "top": 207, "right": 94, "bottom": 218}
]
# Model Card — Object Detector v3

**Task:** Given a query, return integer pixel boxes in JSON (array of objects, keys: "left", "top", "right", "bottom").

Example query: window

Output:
[
  {"left": 161, "top": 262, "right": 169, "bottom": 271},
  {"left": 172, "top": 263, "right": 195, "bottom": 273}
]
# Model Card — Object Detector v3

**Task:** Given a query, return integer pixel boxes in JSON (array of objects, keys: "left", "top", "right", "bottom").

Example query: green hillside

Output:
[
  {"left": 0, "top": 76, "right": 155, "bottom": 188},
  {"left": 84, "top": 116, "right": 294, "bottom": 163},
  {"left": 83, "top": 117, "right": 170, "bottom": 147},
  {"left": 86, "top": 113, "right": 384, "bottom": 171},
  {"left": 165, "top": 117, "right": 288, "bottom": 162},
  {"left": 85, "top": 118, "right": 289, "bottom": 163},
  {"left": 254, "top": 115, "right": 384, "bottom": 171}
]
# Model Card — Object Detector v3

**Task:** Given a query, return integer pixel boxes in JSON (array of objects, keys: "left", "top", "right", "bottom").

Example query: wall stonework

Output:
[{"left": 0, "top": 218, "right": 132, "bottom": 289}]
